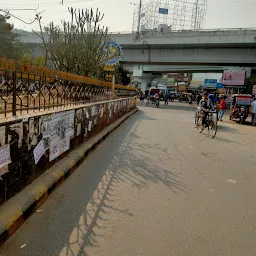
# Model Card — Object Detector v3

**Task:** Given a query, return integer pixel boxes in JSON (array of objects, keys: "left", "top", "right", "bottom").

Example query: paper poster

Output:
[
  {"left": 0, "top": 126, "right": 6, "bottom": 147},
  {"left": 42, "top": 110, "right": 75, "bottom": 147},
  {"left": 76, "top": 109, "right": 83, "bottom": 123},
  {"left": 77, "top": 123, "right": 81, "bottom": 136},
  {"left": 33, "top": 140, "right": 45, "bottom": 164},
  {"left": 91, "top": 105, "right": 96, "bottom": 116},
  {"left": 59, "top": 137, "right": 70, "bottom": 155},
  {"left": 49, "top": 143, "right": 59, "bottom": 162},
  {"left": 29, "top": 118, "right": 35, "bottom": 136},
  {"left": 100, "top": 107, "right": 104, "bottom": 118},
  {"left": 9, "top": 122, "right": 23, "bottom": 148},
  {"left": 49, "top": 137, "right": 70, "bottom": 162},
  {"left": 0, "top": 145, "right": 11, "bottom": 169},
  {"left": 88, "top": 121, "right": 92, "bottom": 131},
  {"left": 85, "top": 110, "right": 89, "bottom": 119}
]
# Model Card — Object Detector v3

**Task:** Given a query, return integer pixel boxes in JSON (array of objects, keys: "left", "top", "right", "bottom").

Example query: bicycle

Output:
[
  {"left": 252, "top": 114, "right": 256, "bottom": 126},
  {"left": 196, "top": 110, "right": 218, "bottom": 139}
]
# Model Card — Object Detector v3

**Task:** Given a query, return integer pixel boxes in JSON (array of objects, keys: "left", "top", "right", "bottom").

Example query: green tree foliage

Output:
[{"left": 0, "top": 14, "right": 25, "bottom": 60}]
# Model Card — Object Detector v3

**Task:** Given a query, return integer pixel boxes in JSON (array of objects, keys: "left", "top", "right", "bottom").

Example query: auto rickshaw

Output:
[{"left": 229, "top": 94, "right": 252, "bottom": 124}]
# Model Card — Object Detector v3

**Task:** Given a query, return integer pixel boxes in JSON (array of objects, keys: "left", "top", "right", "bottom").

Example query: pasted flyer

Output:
[{"left": 33, "top": 140, "right": 45, "bottom": 164}]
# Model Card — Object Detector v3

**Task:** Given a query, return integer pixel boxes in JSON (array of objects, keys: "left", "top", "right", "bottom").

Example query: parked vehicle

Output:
[{"left": 229, "top": 94, "right": 252, "bottom": 124}]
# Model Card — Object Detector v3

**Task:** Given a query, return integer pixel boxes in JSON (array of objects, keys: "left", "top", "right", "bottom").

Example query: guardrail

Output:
[
  {"left": 110, "top": 27, "right": 256, "bottom": 35},
  {"left": 0, "top": 58, "right": 136, "bottom": 117}
]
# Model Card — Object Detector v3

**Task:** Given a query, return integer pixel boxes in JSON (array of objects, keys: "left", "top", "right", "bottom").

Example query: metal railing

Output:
[
  {"left": 110, "top": 27, "right": 256, "bottom": 35},
  {"left": 0, "top": 58, "right": 136, "bottom": 117}
]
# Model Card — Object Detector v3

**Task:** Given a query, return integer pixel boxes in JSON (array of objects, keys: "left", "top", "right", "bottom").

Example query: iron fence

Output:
[{"left": 0, "top": 58, "right": 136, "bottom": 117}]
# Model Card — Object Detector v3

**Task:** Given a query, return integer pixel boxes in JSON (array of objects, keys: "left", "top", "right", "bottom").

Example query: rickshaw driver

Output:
[{"left": 199, "top": 92, "right": 214, "bottom": 126}]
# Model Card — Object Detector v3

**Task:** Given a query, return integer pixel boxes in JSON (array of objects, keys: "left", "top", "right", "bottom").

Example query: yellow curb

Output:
[
  {"left": 31, "top": 184, "right": 48, "bottom": 201},
  {"left": 50, "top": 169, "right": 65, "bottom": 183},
  {"left": 0, "top": 206, "right": 23, "bottom": 229}
]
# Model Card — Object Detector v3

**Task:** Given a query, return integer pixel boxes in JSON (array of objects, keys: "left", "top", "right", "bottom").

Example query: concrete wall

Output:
[{"left": 0, "top": 98, "right": 136, "bottom": 205}]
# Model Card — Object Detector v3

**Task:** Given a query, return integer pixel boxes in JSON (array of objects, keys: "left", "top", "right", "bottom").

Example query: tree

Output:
[
  {"left": 116, "top": 66, "right": 130, "bottom": 85},
  {"left": 21, "top": 52, "right": 45, "bottom": 66},
  {"left": 0, "top": 13, "right": 25, "bottom": 59},
  {"left": 35, "top": 8, "right": 110, "bottom": 76}
]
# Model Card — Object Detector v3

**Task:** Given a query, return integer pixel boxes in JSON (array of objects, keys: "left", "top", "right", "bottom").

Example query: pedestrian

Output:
[
  {"left": 251, "top": 97, "right": 256, "bottom": 125},
  {"left": 218, "top": 96, "right": 227, "bottom": 121},
  {"left": 164, "top": 93, "right": 169, "bottom": 105}
]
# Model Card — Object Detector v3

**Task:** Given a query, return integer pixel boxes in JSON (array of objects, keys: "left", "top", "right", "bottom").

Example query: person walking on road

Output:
[
  {"left": 251, "top": 97, "right": 256, "bottom": 125},
  {"left": 164, "top": 93, "right": 169, "bottom": 105},
  {"left": 218, "top": 96, "right": 227, "bottom": 121}
]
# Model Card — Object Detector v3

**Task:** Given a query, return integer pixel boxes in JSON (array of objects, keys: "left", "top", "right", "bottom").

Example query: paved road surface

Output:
[{"left": 1, "top": 102, "right": 256, "bottom": 256}]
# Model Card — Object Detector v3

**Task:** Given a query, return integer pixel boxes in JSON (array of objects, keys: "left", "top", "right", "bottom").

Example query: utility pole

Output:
[
  {"left": 137, "top": 0, "right": 142, "bottom": 35},
  {"left": 194, "top": 0, "right": 199, "bottom": 30}
]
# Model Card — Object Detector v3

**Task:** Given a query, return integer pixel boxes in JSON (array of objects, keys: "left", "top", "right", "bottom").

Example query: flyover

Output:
[{"left": 110, "top": 28, "right": 256, "bottom": 66}]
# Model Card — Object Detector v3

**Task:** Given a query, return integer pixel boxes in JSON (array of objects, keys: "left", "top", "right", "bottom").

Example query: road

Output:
[{"left": 0, "top": 102, "right": 256, "bottom": 256}]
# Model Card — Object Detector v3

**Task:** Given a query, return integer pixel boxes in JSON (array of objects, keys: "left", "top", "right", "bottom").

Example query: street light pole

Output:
[{"left": 137, "top": 0, "right": 142, "bottom": 35}]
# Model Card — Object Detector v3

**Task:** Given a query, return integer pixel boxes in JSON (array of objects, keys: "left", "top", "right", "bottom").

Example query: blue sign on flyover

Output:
[{"left": 204, "top": 79, "right": 217, "bottom": 88}]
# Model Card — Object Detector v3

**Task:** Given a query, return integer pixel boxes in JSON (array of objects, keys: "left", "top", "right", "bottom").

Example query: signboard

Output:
[
  {"left": 222, "top": 71, "right": 245, "bottom": 86},
  {"left": 0, "top": 145, "right": 11, "bottom": 169},
  {"left": 101, "top": 41, "right": 122, "bottom": 66},
  {"left": 159, "top": 8, "right": 168, "bottom": 15},
  {"left": 204, "top": 79, "right": 217, "bottom": 89}
]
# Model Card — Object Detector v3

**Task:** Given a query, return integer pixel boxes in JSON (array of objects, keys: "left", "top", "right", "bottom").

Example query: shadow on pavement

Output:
[
  {"left": 11, "top": 109, "right": 186, "bottom": 256},
  {"left": 164, "top": 103, "right": 196, "bottom": 112},
  {"left": 217, "top": 124, "right": 241, "bottom": 134}
]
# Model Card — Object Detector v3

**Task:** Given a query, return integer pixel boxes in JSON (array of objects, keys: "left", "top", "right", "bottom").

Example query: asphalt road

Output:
[{"left": 1, "top": 102, "right": 256, "bottom": 256}]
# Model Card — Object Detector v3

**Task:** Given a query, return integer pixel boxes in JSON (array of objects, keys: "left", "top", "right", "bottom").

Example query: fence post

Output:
[{"left": 12, "top": 71, "right": 17, "bottom": 116}]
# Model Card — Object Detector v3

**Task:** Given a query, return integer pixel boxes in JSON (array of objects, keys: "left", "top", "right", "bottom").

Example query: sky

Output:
[{"left": 1, "top": 0, "right": 256, "bottom": 32}]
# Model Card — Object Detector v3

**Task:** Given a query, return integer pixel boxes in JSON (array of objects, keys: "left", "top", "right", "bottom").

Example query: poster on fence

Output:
[
  {"left": 59, "top": 137, "right": 70, "bottom": 155},
  {"left": 0, "top": 126, "right": 6, "bottom": 147},
  {"left": 41, "top": 110, "right": 75, "bottom": 150},
  {"left": 0, "top": 145, "right": 11, "bottom": 169},
  {"left": 49, "top": 137, "right": 70, "bottom": 162},
  {"left": 77, "top": 123, "right": 81, "bottom": 136},
  {"left": 9, "top": 122, "right": 23, "bottom": 148},
  {"left": 100, "top": 107, "right": 104, "bottom": 117},
  {"left": 33, "top": 140, "right": 45, "bottom": 164},
  {"left": 49, "top": 143, "right": 59, "bottom": 162},
  {"left": 88, "top": 121, "right": 92, "bottom": 131},
  {"left": 91, "top": 105, "right": 96, "bottom": 116}
]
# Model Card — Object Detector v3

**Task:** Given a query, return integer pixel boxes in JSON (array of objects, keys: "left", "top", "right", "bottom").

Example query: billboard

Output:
[
  {"left": 222, "top": 71, "right": 245, "bottom": 86},
  {"left": 204, "top": 79, "right": 217, "bottom": 89}
]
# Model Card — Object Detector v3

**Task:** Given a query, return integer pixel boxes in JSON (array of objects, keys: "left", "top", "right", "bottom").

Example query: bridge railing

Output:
[{"left": 0, "top": 58, "right": 136, "bottom": 118}]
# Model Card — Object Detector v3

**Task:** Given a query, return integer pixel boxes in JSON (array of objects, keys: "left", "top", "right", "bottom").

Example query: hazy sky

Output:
[{"left": 2, "top": 0, "right": 256, "bottom": 32}]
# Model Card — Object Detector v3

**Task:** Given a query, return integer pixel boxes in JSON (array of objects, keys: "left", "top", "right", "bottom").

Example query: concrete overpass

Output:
[{"left": 110, "top": 29, "right": 256, "bottom": 66}]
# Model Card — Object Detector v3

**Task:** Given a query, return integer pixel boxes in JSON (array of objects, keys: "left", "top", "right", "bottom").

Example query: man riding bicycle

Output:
[{"left": 199, "top": 92, "right": 214, "bottom": 126}]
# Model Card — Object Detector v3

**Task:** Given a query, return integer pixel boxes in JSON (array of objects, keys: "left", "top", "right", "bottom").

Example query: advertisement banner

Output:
[
  {"left": 222, "top": 71, "right": 245, "bottom": 86},
  {"left": 204, "top": 79, "right": 217, "bottom": 89}
]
